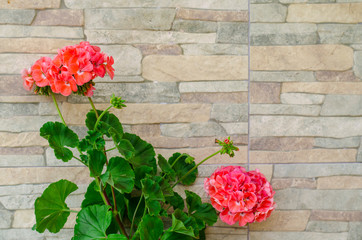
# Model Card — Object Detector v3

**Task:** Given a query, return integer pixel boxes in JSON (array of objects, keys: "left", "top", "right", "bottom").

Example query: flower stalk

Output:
[{"left": 51, "top": 92, "right": 66, "bottom": 126}]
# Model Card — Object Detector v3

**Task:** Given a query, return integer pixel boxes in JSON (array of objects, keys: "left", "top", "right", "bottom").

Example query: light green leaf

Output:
[{"left": 34, "top": 179, "right": 78, "bottom": 233}]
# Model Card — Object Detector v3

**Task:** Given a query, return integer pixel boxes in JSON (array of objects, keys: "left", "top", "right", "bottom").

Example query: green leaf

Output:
[
  {"left": 165, "top": 192, "right": 184, "bottom": 211},
  {"left": 74, "top": 205, "right": 112, "bottom": 240},
  {"left": 88, "top": 149, "right": 107, "bottom": 177},
  {"left": 85, "top": 110, "right": 123, "bottom": 138},
  {"left": 125, "top": 196, "right": 145, "bottom": 227},
  {"left": 123, "top": 133, "right": 157, "bottom": 173},
  {"left": 141, "top": 178, "right": 164, "bottom": 201},
  {"left": 145, "top": 200, "right": 161, "bottom": 216},
  {"left": 169, "top": 214, "right": 196, "bottom": 237},
  {"left": 105, "top": 157, "right": 135, "bottom": 194},
  {"left": 108, "top": 234, "right": 128, "bottom": 240},
  {"left": 110, "top": 128, "right": 135, "bottom": 160},
  {"left": 34, "top": 179, "right": 78, "bottom": 233},
  {"left": 157, "top": 154, "right": 176, "bottom": 181},
  {"left": 185, "top": 190, "right": 218, "bottom": 228},
  {"left": 40, "top": 122, "right": 79, "bottom": 162},
  {"left": 137, "top": 215, "right": 163, "bottom": 240},
  {"left": 79, "top": 130, "right": 105, "bottom": 152},
  {"left": 169, "top": 153, "right": 198, "bottom": 185},
  {"left": 161, "top": 209, "right": 198, "bottom": 240},
  {"left": 134, "top": 165, "right": 153, "bottom": 189}
]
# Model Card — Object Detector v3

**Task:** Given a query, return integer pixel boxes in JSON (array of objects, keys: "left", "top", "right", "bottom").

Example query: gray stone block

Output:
[
  {"left": 306, "top": 221, "right": 349, "bottom": 233},
  {"left": 315, "top": 137, "right": 360, "bottom": 148},
  {"left": 250, "top": 4, "right": 287, "bottom": 22},
  {"left": 251, "top": 23, "right": 318, "bottom": 45},
  {"left": 275, "top": 188, "right": 362, "bottom": 210},
  {"left": 221, "top": 122, "right": 248, "bottom": 135},
  {"left": 0, "top": 229, "right": 44, "bottom": 240},
  {"left": 251, "top": 104, "right": 321, "bottom": 116},
  {"left": 211, "top": 104, "right": 248, "bottom": 122},
  {"left": 0, "top": 9, "right": 35, "bottom": 24},
  {"left": 251, "top": 232, "right": 348, "bottom": 240},
  {"left": 251, "top": 71, "right": 315, "bottom": 82},
  {"left": 46, "top": 148, "right": 83, "bottom": 167},
  {"left": 348, "top": 222, "right": 362, "bottom": 240},
  {"left": 179, "top": 81, "right": 248, "bottom": 93},
  {"left": 354, "top": 51, "right": 362, "bottom": 78},
  {"left": 0, "top": 155, "right": 44, "bottom": 167},
  {"left": 281, "top": 93, "right": 325, "bottom": 105},
  {"left": 274, "top": 163, "right": 362, "bottom": 178},
  {"left": 0, "top": 103, "right": 38, "bottom": 117},
  {"left": 85, "top": 9, "right": 175, "bottom": 30},
  {"left": 216, "top": 23, "right": 248, "bottom": 44},
  {"left": 181, "top": 44, "right": 248, "bottom": 55},
  {"left": 321, "top": 95, "right": 362, "bottom": 116},
  {"left": 0, "top": 210, "right": 12, "bottom": 228},
  {"left": 0, "top": 116, "right": 59, "bottom": 132},
  {"left": 172, "top": 20, "right": 217, "bottom": 33},
  {"left": 161, "top": 122, "right": 226, "bottom": 138},
  {"left": 0, "top": 26, "right": 84, "bottom": 38},
  {"left": 318, "top": 24, "right": 362, "bottom": 44}
]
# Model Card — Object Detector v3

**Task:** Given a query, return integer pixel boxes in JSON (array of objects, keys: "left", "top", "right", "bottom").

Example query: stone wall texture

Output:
[{"left": 0, "top": 0, "right": 361, "bottom": 239}]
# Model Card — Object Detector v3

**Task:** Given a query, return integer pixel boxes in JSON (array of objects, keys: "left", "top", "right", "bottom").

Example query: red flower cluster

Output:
[
  {"left": 22, "top": 41, "right": 114, "bottom": 97},
  {"left": 204, "top": 166, "right": 275, "bottom": 226}
]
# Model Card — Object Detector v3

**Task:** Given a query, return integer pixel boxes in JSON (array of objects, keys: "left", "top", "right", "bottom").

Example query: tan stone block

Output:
[
  {"left": 0, "top": 132, "right": 47, "bottom": 147},
  {"left": 249, "top": 164, "right": 273, "bottom": 182},
  {"left": 0, "top": 0, "right": 60, "bottom": 9},
  {"left": 176, "top": 8, "right": 248, "bottom": 22},
  {"left": 142, "top": 56, "right": 248, "bottom": 81},
  {"left": 181, "top": 92, "right": 248, "bottom": 104},
  {"left": 316, "top": 71, "right": 359, "bottom": 82},
  {"left": 135, "top": 44, "right": 182, "bottom": 55},
  {"left": 287, "top": 3, "right": 362, "bottom": 23},
  {"left": 0, "top": 38, "right": 79, "bottom": 53},
  {"left": 0, "top": 95, "right": 66, "bottom": 103},
  {"left": 250, "top": 149, "right": 356, "bottom": 164},
  {"left": 156, "top": 146, "right": 247, "bottom": 164},
  {"left": 282, "top": 82, "right": 362, "bottom": 94},
  {"left": 250, "top": 83, "right": 280, "bottom": 103},
  {"left": 13, "top": 209, "right": 77, "bottom": 228},
  {"left": 250, "top": 137, "right": 314, "bottom": 151},
  {"left": 0, "top": 147, "right": 43, "bottom": 155},
  {"left": 0, "top": 167, "right": 91, "bottom": 185},
  {"left": 62, "top": 103, "right": 211, "bottom": 125},
  {"left": 271, "top": 178, "right": 317, "bottom": 190},
  {"left": 131, "top": 124, "right": 160, "bottom": 137},
  {"left": 33, "top": 9, "right": 83, "bottom": 26},
  {"left": 317, "top": 176, "right": 362, "bottom": 189},
  {"left": 205, "top": 227, "right": 248, "bottom": 235},
  {"left": 310, "top": 210, "right": 362, "bottom": 222},
  {"left": 251, "top": 45, "right": 353, "bottom": 71},
  {"left": 250, "top": 210, "right": 310, "bottom": 231}
]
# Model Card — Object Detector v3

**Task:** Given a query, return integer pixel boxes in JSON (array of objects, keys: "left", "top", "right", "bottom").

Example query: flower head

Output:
[
  {"left": 204, "top": 166, "right": 275, "bottom": 226},
  {"left": 216, "top": 137, "right": 239, "bottom": 157}
]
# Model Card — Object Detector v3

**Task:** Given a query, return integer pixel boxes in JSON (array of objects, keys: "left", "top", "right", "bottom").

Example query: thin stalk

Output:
[
  {"left": 130, "top": 194, "right": 143, "bottom": 236},
  {"left": 172, "top": 150, "right": 222, "bottom": 188},
  {"left": 94, "top": 105, "right": 112, "bottom": 130},
  {"left": 72, "top": 156, "right": 85, "bottom": 165},
  {"left": 64, "top": 209, "right": 79, "bottom": 213},
  {"left": 51, "top": 92, "right": 66, "bottom": 126},
  {"left": 88, "top": 97, "right": 99, "bottom": 118},
  {"left": 170, "top": 153, "right": 188, "bottom": 168},
  {"left": 105, "top": 147, "right": 117, "bottom": 152}
]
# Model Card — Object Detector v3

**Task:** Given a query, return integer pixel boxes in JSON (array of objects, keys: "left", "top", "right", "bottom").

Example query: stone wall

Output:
[{"left": 0, "top": 0, "right": 361, "bottom": 239}]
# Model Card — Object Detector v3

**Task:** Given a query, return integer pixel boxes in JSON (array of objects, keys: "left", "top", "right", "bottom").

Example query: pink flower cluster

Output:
[
  {"left": 204, "top": 166, "right": 275, "bottom": 226},
  {"left": 22, "top": 41, "right": 114, "bottom": 97}
]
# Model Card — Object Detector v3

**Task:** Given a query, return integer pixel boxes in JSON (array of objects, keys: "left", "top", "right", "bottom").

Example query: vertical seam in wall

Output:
[{"left": 247, "top": 0, "right": 251, "bottom": 238}]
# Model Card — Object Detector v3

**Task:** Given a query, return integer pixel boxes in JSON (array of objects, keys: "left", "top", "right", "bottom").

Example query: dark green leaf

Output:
[
  {"left": 169, "top": 213, "right": 196, "bottom": 237},
  {"left": 34, "top": 179, "right": 78, "bottom": 233},
  {"left": 40, "top": 122, "right": 79, "bottom": 162},
  {"left": 85, "top": 110, "right": 123, "bottom": 138},
  {"left": 134, "top": 166, "right": 153, "bottom": 189},
  {"left": 138, "top": 215, "right": 163, "bottom": 240},
  {"left": 145, "top": 199, "right": 161, "bottom": 216},
  {"left": 123, "top": 133, "right": 156, "bottom": 173},
  {"left": 165, "top": 192, "right": 184, "bottom": 211},
  {"left": 161, "top": 209, "right": 199, "bottom": 239},
  {"left": 157, "top": 154, "right": 176, "bottom": 181},
  {"left": 141, "top": 178, "right": 164, "bottom": 201},
  {"left": 125, "top": 196, "right": 145, "bottom": 227},
  {"left": 110, "top": 129, "right": 135, "bottom": 160},
  {"left": 105, "top": 157, "right": 135, "bottom": 194},
  {"left": 161, "top": 232, "right": 194, "bottom": 240},
  {"left": 169, "top": 153, "right": 198, "bottom": 185},
  {"left": 74, "top": 205, "right": 112, "bottom": 240},
  {"left": 88, "top": 149, "right": 106, "bottom": 177},
  {"left": 108, "top": 234, "right": 128, "bottom": 240}
]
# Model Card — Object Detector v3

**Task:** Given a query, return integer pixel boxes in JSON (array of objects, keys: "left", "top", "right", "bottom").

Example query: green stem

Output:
[
  {"left": 170, "top": 153, "right": 188, "bottom": 168},
  {"left": 172, "top": 150, "right": 222, "bottom": 188},
  {"left": 65, "top": 209, "right": 79, "bottom": 213},
  {"left": 130, "top": 194, "right": 143, "bottom": 237},
  {"left": 105, "top": 147, "right": 117, "bottom": 152},
  {"left": 88, "top": 97, "right": 99, "bottom": 118},
  {"left": 51, "top": 92, "right": 66, "bottom": 126},
  {"left": 72, "top": 156, "right": 86, "bottom": 165},
  {"left": 94, "top": 105, "right": 112, "bottom": 130}
]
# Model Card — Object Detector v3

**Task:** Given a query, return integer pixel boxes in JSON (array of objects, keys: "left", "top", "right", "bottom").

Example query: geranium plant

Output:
[{"left": 22, "top": 42, "right": 248, "bottom": 240}]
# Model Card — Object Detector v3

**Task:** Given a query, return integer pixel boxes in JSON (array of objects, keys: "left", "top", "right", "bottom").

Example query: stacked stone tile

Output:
[
  {"left": 0, "top": 0, "right": 361, "bottom": 239},
  {"left": 249, "top": 1, "right": 362, "bottom": 239}
]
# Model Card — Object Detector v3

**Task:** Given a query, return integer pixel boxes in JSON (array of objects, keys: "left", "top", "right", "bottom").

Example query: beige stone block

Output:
[
  {"left": 315, "top": 71, "right": 359, "bottom": 82},
  {"left": 271, "top": 178, "right": 317, "bottom": 190},
  {"left": 311, "top": 210, "right": 362, "bottom": 222},
  {"left": 0, "top": 132, "right": 47, "bottom": 147},
  {"left": 62, "top": 103, "right": 211, "bottom": 125},
  {"left": 143, "top": 136, "right": 228, "bottom": 148},
  {"left": 181, "top": 92, "right": 248, "bottom": 104},
  {"left": 135, "top": 44, "right": 182, "bottom": 55},
  {"left": 0, "top": 167, "right": 91, "bottom": 185},
  {"left": 13, "top": 209, "right": 77, "bottom": 228},
  {"left": 250, "top": 149, "right": 356, "bottom": 164},
  {"left": 205, "top": 227, "right": 248, "bottom": 235},
  {"left": 0, "top": 38, "right": 79, "bottom": 53},
  {"left": 282, "top": 82, "right": 362, "bottom": 94},
  {"left": 250, "top": 210, "right": 310, "bottom": 231},
  {"left": 33, "top": 9, "right": 83, "bottom": 26},
  {"left": 0, "top": 0, "right": 60, "bottom": 9},
  {"left": 131, "top": 124, "right": 160, "bottom": 137},
  {"left": 250, "top": 83, "right": 280, "bottom": 104},
  {"left": 250, "top": 137, "right": 314, "bottom": 151},
  {"left": 176, "top": 8, "right": 248, "bottom": 22},
  {"left": 0, "top": 95, "right": 66, "bottom": 103},
  {"left": 287, "top": 3, "right": 362, "bottom": 23},
  {"left": 251, "top": 45, "right": 353, "bottom": 71},
  {"left": 317, "top": 176, "right": 362, "bottom": 189},
  {"left": 142, "top": 56, "right": 248, "bottom": 81},
  {"left": 156, "top": 146, "right": 247, "bottom": 164}
]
